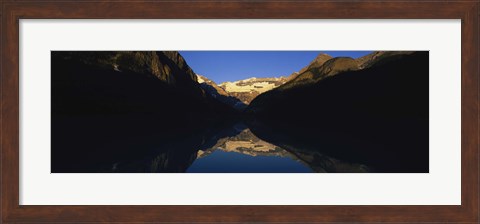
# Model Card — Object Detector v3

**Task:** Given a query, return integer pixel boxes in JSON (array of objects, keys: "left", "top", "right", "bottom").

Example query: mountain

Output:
[
  {"left": 246, "top": 51, "right": 429, "bottom": 172},
  {"left": 52, "top": 51, "right": 237, "bottom": 129},
  {"left": 279, "top": 51, "right": 415, "bottom": 92},
  {"left": 196, "top": 74, "right": 247, "bottom": 110},
  {"left": 248, "top": 51, "right": 429, "bottom": 119},
  {"left": 245, "top": 53, "right": 359, "bottom": 113},
  {"left": 279, "top": 56, "right": 359, "bottom": 91},
  {"left": 52, "top": 51, "right": 242, "bottom": 172},
  {"left": 200, "top": 53, "right": 350, "bottom": 107},
  {"left": 355, "top": 51, "right": 415, "bottom": 69},
  {"left": 300, "top": 53, "right": 333, "bottom": 72},
  {"left": 286, "top": 53, "right": 333, "bottom": 81},
  {"left": 219, "top": 77, "right": 288, "bottom": 104},
  {"left": 248, "top": 51, "right": 417, "bottom": 114}
]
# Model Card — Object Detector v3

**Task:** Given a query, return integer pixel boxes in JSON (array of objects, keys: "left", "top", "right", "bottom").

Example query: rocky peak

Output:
[
  {"left": 287, "top": 53, "right": 333, "bottom": 81},
  {"left": 196, "top": 74, "right": 229, "bottom": 96},
  {"left": 305, "top": 53, "right": 334, "bottom": 71},
  {"left": 161, "top": 51, "right": 198, "bottom": 82},
  {"left": 278, "top": 56, "right": 358, "bottom": 91},
  {"left": 315, "top": 53, "right": 333, "bottom": 62},
  {"left": 196, "top": 74, "right": 247, "bottom": 110}
]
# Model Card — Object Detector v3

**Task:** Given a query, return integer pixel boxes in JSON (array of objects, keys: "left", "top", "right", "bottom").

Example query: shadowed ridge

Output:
[
  {"left": 356, "top": 51, "right": 415, "bottom": 69},
  {"left": 285, "top": 53, "right": 333, "bottom": 82},
  {"left": 51, "top": 51, "right": 242, "bottom": 173},
  {"left": 244, "top": 52, "right": 429, "bottom": 173},
  {"left": 197, "top": 74, "right": 247, "bottom": 110},
  {"left": 248, "top": 56, "right": 359, "bottom": 113}
]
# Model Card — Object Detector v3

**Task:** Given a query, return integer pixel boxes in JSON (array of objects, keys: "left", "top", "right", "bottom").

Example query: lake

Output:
[
  {"left": 186, "top": 127, "right": 314, "bottom": 173},
  {"left": 52, "top": 117, "right": 371, "bottom": 173}
]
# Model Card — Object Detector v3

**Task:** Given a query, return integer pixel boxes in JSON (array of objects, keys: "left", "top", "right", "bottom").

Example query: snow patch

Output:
[
  {"left": 196, "top": 74, "right": 206, "bottom": 83},
  {"left": 220, "top": 81, "right": 278, "bottom": 93}
]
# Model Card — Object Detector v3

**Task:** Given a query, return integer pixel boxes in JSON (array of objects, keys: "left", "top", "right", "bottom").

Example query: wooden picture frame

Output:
[{"left": 1, "top": 0, "right": 478, "bottom": 223}]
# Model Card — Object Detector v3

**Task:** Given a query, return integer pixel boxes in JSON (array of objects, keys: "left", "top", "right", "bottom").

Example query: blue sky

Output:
[{"left": 179, "top": 51, "right": 373, "bottom": 83}]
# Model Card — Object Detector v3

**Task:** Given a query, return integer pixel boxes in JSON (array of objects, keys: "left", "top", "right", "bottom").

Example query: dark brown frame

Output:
[{"left": 1, "top": 0, "right": 478, "bottom": 223}]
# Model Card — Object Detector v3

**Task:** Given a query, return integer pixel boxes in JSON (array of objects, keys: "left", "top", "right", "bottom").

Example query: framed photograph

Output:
[{"left": 1, "top": 0, "right": 478, "bottom": 223}]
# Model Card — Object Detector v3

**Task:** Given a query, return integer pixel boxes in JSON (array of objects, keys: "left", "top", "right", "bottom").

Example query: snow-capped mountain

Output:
[
  {"left": 196, "top": 74, "right": 247, "bottom": 110},
  {"left": 218, "top": 77, "right": 288, "bottom": 104}
]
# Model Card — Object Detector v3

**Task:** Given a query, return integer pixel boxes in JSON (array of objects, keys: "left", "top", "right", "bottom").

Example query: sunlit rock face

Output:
[
  {"left": 196, "top": 74, "right": 247, "bottom": 110},
  {"left": 218, "top": 77, "right": 289, "bottom": 104},
  {"left": 276, "top": 55, "right": 359, "bottom": 91}
]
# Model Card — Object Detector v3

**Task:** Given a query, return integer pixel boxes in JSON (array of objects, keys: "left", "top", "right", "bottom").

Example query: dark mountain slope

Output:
[
  {"left": 286, "top": 53, "right": 333, "bottom": 82},
  {"left": 282, "top": 53, "right": 334, "bottom": 88},
  {"left": 51, "top": 51, "right": 239, "bottom": 172},
  {"left": 248, "top": 55, "right": 360, "bottom": 113},
  {"left": 52, "top": 51, "right": 236, "bottom": 123},
  {"left": 356, "top": 51, "right": 415, "bottom": 69},
  {"left": 248, "top": 52, "right": 427, "bottom": 120},
  {"left": 280, "top": 57, "right": 359, "bottom": 90},
  {"left": 246, "top": 52, "right": 429, "bottom": 172}
]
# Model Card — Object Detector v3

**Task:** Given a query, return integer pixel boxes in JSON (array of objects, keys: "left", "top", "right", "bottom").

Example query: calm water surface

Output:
[
  {"left": 52, "top": 118, "right": 370, "bottom": 173},
  {"left": 186, "top": 128, "right": 313, "bottom": 173}
]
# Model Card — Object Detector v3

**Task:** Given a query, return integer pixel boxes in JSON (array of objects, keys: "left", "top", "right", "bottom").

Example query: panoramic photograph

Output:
[{"left": 51, "top": 51, "right": 429, "bottom": 173}]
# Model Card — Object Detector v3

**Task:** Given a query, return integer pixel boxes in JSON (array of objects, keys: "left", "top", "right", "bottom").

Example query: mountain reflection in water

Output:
[
  {"left": 112, "top": 123, "right": 370, "bottom": 173},
  {"left": 188, "top": 127, "right": 314, "bottom": 173},
  {"left": 187, "top": 127, "right": 369, "bottom": 173},
  {"left": 51, "top": 117, "right": 370, "bottom": 173}
]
